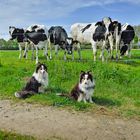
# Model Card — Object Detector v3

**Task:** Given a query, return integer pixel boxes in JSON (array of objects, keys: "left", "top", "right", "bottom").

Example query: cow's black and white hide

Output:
[
  {"left": 9, "top": 26, "right": 29, "bottom": 59},
  {"left": 48, "top": 26, "right": 68, "bottom": 59},
  {"left": 25, "top": 24, "right": 49, "bottom": 64},
  {"left": 71, "top": 22, "right": 107, "bottom": 61},
  {"left": 102, "top": 17, "right": 122, "bottom": 60},
  {"left": 48, "top": 26, "right": 79, "bottom": 60},
  {"left": 120, "top": 24, "right": 135, "bottom": 57}
]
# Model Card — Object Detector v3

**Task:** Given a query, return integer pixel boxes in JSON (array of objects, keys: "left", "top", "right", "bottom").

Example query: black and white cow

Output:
[
  {"left": 9, "top": 26, "right": 29, "bottom": 59},
  {"left": 102, "top": 17, "right": 122, "bottom": 60},
  {"left": 25, "top": 24, "right": 49, "bottom": 64},
  {"left": 48, "top": 26, "right": 79, "bottom": 60},
  {"left": 71, "top": 22, "right": 107, "bottom": 61},
  {"left": 120, "top": 23, "right": 135, "bottom": 57}
]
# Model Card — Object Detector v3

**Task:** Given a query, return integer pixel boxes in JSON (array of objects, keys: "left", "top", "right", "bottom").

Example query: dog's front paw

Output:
[{"left": 39, "top": 87, "right": 45, "bottom": 93}]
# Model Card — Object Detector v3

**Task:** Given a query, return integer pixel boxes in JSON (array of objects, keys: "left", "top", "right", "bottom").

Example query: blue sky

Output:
[{"left": 0, "top": 0, "right": 140, "bottom": 40}]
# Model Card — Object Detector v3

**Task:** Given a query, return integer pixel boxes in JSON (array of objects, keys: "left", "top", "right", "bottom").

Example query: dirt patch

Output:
[{"left": 0, "top": 100, "right": 140, "bottom": 140}]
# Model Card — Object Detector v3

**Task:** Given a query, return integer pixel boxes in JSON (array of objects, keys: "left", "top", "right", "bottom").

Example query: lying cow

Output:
[
  {"left": 9, "top": 26, "right": 29, "bottom": 59},
  {"left": 48, "top": 26, "right": 80, "bottom": 60},
  {"left": 120, "top": 23, "right": 135, "bottom": 57},
  {"left": 25, "top": 24, "right": 49, "bottom": 64}
]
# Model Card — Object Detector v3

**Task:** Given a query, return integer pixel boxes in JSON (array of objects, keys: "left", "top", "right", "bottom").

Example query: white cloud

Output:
[{"left": 0, "top": 0, "right": 139, "bottom": 39}]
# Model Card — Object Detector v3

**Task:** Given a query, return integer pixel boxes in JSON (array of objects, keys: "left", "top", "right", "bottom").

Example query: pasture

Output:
[{"left": 0, "top": 49, "right": 140, "bottom": 119}]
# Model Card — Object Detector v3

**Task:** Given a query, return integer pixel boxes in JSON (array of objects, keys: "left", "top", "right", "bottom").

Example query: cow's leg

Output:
[
  {"left": 108, "top": 35, "right": 114, "bottom": 59},
  {"left": 31, "top": 44, "right": 35, "bottom": 60},
  {"left": 100, "top": 41, "right": 106, "bottom": 62},
  {"left": 48, "top": 39, "right": 52, "bottom": 60},
  {"left": 64, "top": 49, "right": 67, "bottom": 60},
  {"left": 92, "top": 41, "right": 97, "bottom": 61},
  {"left": 18, "top": 43, "right": 22, "bottom": 59},
  {"left": 35, "top": 45, "right": 39, "bottom": 64},
  {"left": 77, "top": 42, "right": 81, "bottom": 60},
  {"left": 55, "top": 44, "right": 59, "bottom": 58},
  {"left": 72, "top": 50, "right": 74, "bottom": 60},
  {"left": 44, "top": 41, "right": 49, "bottom": 60},
  {"left": 126, "top": 44, "right": 131, "bottom": 58},
  {"left": 23, "top": 42, "right": 28, "bottom": 59},
  {"left": 115, "top": 37, "right": 121, "bottom": 60}
]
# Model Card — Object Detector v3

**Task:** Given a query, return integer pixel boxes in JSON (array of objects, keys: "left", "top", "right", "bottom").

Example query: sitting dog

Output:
[
  {"left": 15, "top": 62, "right": 48, "bottom": 99},
  {"left": 57, "top": 71, "right": 95, "bottom": 103}
]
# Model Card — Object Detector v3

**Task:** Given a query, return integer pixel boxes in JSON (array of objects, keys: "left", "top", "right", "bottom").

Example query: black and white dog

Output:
[
  {"left": 15, "top": 63, "right": 48, "bottom": 99},
  {"left": 71, "top": 71, "right": 95, "bottom": 103},
  {"left": 57, "top": 71, "right": 95, "bottom": 103}
]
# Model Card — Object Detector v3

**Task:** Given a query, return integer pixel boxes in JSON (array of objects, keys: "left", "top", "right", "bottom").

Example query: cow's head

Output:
[
  {"left": 9, "top": 26, "right": 25, "bottom": 42},
  {"left": 65, "top": 38, "right": 73, "bottom": 55},
  {"left": 102, "top": 17, "right": 112, "bottom": 25},
  {"left": 102, "top": 17, "right": 112, "bottom": 35},
  {"left": 108, "top": 21, "right": 121, "bottom": 35},
  {"left": 9, "top": 26, "right": 16, "bottom": 40}
]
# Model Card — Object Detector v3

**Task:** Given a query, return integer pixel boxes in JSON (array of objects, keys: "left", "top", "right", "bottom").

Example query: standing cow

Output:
[
  {"left": 71, "top": 22, "right": 107, "bottom": 61},
  {"left": 102, "top": 17, "right": 122, "bottom": 60},
  {"left": 25, "top": 24, "right": 49, "bottom": 64},
  {"left": 9, "top": 26, "right": 29, "bottom": 59},
  {"left": 48, "top": 26, "right": 78, "bottom": 60},
  {"left": 120, "top": 23, "right": 135, "bottom": 57}
]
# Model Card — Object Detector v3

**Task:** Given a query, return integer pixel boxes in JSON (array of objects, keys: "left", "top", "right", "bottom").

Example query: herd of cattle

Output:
[{"left": 9, "top": 17, "right": 135, "bottom": 63}]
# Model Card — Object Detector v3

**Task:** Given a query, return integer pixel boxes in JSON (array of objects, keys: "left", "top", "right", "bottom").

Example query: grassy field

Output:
[
  {"left": 0, "top": 130, "right": 35, "bottom": 140},
  {"left": 0, "top": 49, "right": 140, "bottom": 119}
]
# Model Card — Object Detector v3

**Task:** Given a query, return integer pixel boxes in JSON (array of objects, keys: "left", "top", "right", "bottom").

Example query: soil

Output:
[{"left": 0, "top": 100, "right": 140, "bottom": 140}]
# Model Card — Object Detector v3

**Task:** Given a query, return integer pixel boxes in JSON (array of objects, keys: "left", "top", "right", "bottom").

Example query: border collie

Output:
[
  {"left": 15, "top": 62, "right": 48, "bottom": 99},
  {"left": 57, "top": 71, "right": 95, "bottom": 103}
]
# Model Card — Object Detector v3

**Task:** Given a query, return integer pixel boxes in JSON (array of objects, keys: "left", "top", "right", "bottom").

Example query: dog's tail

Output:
[
  {"left": 15, "top": 91, "right": 36, "bottom": 99},
  {"left": 56, "top": 93, "right": 70, "bottom": 98}
]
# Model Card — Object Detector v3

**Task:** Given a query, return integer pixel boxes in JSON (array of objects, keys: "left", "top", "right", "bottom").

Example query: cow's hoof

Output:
[{"left": 111, "top": 56, "right": 114, "bottom": 60}]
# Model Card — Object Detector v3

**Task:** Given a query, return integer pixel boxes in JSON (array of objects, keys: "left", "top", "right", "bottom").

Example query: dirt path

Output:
[{"left": 0, "top": 100, "right": 140, "bottom": 140}]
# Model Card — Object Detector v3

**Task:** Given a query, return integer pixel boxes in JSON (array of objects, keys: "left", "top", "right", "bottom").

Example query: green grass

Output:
[
  {"left": 0, "top": 130, "right": 35, "bottom": 140},
  {"left": 0, "top": 49, "right": 140, "bottom": 119}
]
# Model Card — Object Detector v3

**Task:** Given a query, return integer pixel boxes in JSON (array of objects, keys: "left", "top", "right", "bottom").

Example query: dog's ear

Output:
[
  {"left": 87, "top": 70, "right": 92, "bottom": 73},
  {"left": 36, "top": 62, "right": 41, "bottom": 73},
  {"left": 80, "top": 71, "right": 85, "bottom": 83},
  {"left": 43, "top": 64, "right": 48, "bottom": 71},
  {"left": 81, "top": 71, "right": 85, "bottom": 74},
  {"left": 36, "top": 62, "right": 41, "bottom": 66},
  {"left": 87, "top": 70, "right": 93, "bottom": 75}
]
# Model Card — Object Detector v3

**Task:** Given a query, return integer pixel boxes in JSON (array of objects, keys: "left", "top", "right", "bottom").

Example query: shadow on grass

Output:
[
  {"left": 93, "top": 96, "right": 121, "bottom": 107},
  {"left": 117, "top": 59, "right": 140, "bottom": 67},
  {"left": 45, "top": 86, "right": 68, "bottom": 94}
]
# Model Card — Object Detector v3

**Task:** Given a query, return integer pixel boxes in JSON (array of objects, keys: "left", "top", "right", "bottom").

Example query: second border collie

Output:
[
  {"left": 57, "top": 71, "right": 95, "bottom": 103},
  {"left": 15, "top": 62, "right": 48, "bottom": 99}
]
